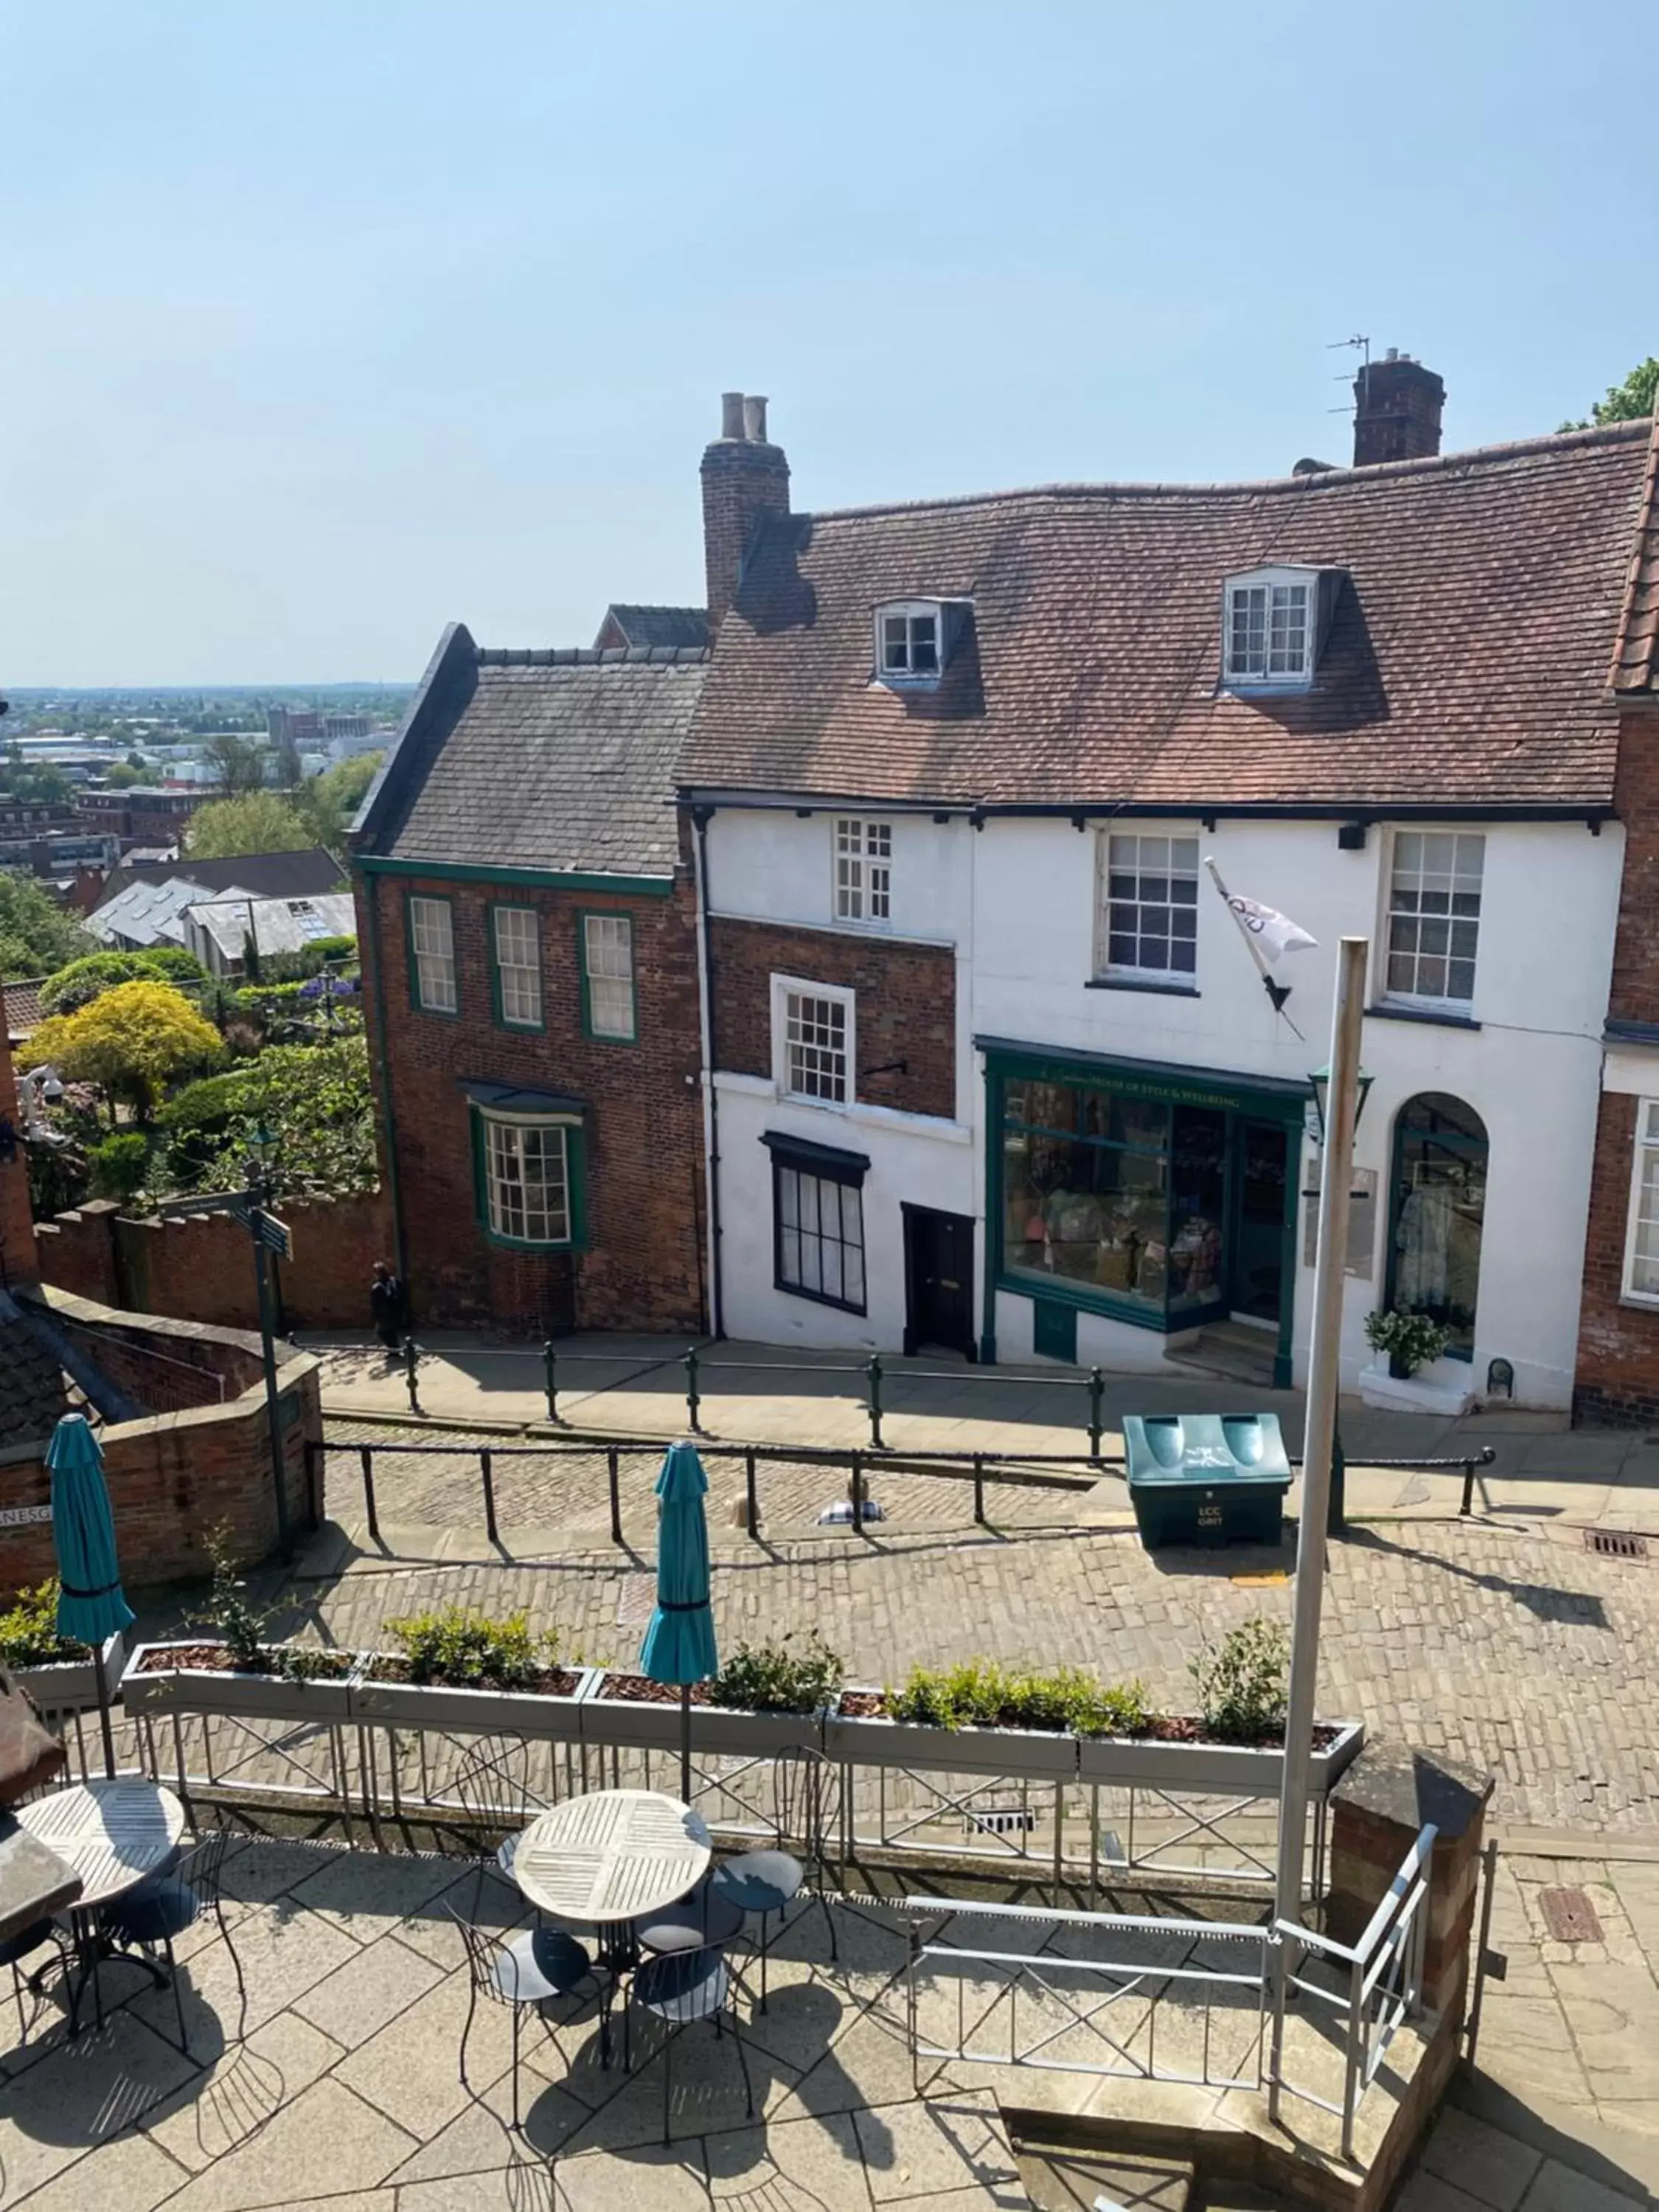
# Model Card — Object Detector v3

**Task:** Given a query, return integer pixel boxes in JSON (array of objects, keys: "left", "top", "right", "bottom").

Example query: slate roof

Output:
[
  {"left": 599, "top": 604, "right": 711, "bottom": 651},
  {"left": 91, "top": 849, "right": 345, "bottom": 916},
  {"left": 0, "top": 1296, "right": 71, "bottom": 1453},
  {"left": 184, "top": 891, "right": 358, "bottom": 963},
  {"left": 356, "top": 630, "right": 706, "bottom": 877},
  {"left": 681, "top": 419, "right": 1659, "bottom": 812}
]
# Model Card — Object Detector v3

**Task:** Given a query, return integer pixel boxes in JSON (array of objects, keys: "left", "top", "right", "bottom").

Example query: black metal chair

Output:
[
  {"left": 630, "top": 1944, "right": 754, "bottom": 2146},
  {"left": 634, "top": 1878, "right": 745, "bottom": 1958},
  {"left": 709, "top": 1746, "right": 839, "bottom": 2006},
  {"left": 100, "top": 1827, "right": 246, "bottom": 2053},
  {"left": 0, "top": 1919, "right": 72, "bottom": 2046},
  {"left": 451, "top": 1732, "right": 537, "bottom": 1885},
  {"left": 451, "top": 1904, "right": 594, "bottom": 2132}
]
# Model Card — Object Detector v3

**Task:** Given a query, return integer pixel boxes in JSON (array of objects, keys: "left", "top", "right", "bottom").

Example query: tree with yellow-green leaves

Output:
[{"left": 29, "top": 981, "right": 225, "bottom": 1124}]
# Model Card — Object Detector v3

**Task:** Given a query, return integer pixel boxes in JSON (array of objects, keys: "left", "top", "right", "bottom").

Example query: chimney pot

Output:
[
  {"left": 742, "top": 394, "right": 768, "bottom": 443},
  {"left": 720, "top": 392, "right": 745, "bottom": 439}
]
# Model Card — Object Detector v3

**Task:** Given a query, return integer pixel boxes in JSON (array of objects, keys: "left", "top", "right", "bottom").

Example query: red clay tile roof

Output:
[
  {"left": 1611, "top": 413, "right": 1659, "bottom": 701},
  {"left": 682, "top": 422, "right": 1655, "bottom": 811}
]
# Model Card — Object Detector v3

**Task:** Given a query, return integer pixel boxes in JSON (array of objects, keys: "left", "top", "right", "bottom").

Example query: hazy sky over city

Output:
[{"left": 4, "top": 0, "right": 1650, "bottom": 685}]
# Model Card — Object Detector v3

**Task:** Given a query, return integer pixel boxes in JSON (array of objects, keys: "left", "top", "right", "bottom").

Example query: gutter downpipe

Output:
[
  {"left": 692, "top": 806, "right": 723, "bottom": 1339},
  {"left": 364, "top": 871, "right": 408, "bottom": 1283}
]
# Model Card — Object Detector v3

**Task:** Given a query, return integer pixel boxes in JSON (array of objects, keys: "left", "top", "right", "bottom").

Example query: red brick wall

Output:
[
  {"left": 709, "top": 917, "right": 956, "bottom": 1121},
  {"left": 35, "top": 1189, "right": 392, "bottom": 1332},
  {"left": 0, "top": 1026, "right": 38, "bottom": 1290},
  {"left": 359, "top": 865, "right": 706, "bottom": 1335},
  {"left": 700, "top": 428, "right": 790, "bottom": 630}
]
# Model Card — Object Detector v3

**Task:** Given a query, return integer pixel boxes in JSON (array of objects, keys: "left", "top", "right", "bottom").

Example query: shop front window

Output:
[
  {"left": 1387, "top": 1093, "right": 1486, "bottom": 1361},
  {"left": 1002, "top": 1079, "right": 1173, "bottom": 1318}
]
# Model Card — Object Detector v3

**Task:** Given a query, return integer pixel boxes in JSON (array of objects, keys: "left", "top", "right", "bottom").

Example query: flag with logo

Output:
[{"left": 1221, "top": 891, "right": 1317, "bottom": 966}]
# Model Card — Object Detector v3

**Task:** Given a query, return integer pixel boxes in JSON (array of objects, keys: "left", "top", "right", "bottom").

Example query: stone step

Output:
[{"left": 1016, "top": 2143, "right": 1196, "bottom": 2211}]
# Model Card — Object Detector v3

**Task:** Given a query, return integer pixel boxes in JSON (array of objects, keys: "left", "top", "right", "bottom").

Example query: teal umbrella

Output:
[
  {"left": 47, "top": 1413, "right": 135, "bottom": 1779},
  {"left": 639, "top": 1440, "right": 717, "bottom": 1801}
]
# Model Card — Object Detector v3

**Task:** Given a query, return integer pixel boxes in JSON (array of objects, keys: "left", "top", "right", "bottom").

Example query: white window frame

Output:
[
  {"left": 1623, "top": 1098, "right": 1659, "bottom": 1306},
  {"left": 1221, "top": 566, "right": 1321, "bottom": 688},
  {"left": 1096, "top": 830, "right": 1201, "bottom": 983},
  {"left": 408, "top": 894, "right": 457, "bottom": 1014},
  {"left": 481, "top": 1112, "right": 574, "bottom": 1247},
  {"left": 874, "top": 599, "right": 944, "bottom": 683},
  {"left": 1381, "top": 829, "right": 1484, "bottom": 1010},
  {"left": 582, "top": 913, "right": 637, "bottom": 1042},
  {"left": 833, "top": 817, "right": 893, "bottom": 925},
  {"left": 771, "top": 973, "right": 855, "bottom": 1107},
  {"left": 492, "top": 905, "right": 542, "bottom": 1029}
]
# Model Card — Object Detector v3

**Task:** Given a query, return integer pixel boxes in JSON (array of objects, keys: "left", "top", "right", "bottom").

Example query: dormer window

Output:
[
  {"left": 1222, "top": 566, "right": 1326, "bottom": 688},
  {"left": 875, "top": 601, "right": 942, "bottom": 682}
]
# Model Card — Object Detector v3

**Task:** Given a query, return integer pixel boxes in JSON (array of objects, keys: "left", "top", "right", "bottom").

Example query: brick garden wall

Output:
[
  {"left": 358, "top": 864, "right": 706, "bottom": 1335},
  {"left": 0, "top": 1291, "right": 320, "bottom": 1593},
  {"left": 35, "top": 1189, "right": 392, "bottom": 1334},
  {"left": 0, "top": 1026, "right": 38, "bottom": 1290},
  {"left": 709, "top": 917, "right": 957, "bottom": 1121}
]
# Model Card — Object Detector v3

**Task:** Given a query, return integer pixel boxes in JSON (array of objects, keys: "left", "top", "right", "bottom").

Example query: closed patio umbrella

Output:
[
  {"left": 46, "top": 1413, "right": 135, "bottom": 1780},
  {"left": 639, "top": 1440, "right": 717, "bottom": 1802}
]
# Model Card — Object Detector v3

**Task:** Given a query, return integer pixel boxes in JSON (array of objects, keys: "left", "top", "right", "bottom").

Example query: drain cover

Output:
[
  {"left": 1539, "top": 1886, "right": 1603, "bottom": 1944},
  {"left": 1586, "top": 1528, "right": 1649, "bottom": 1559}
]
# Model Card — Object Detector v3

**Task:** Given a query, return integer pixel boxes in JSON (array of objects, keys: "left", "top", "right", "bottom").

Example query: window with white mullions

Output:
[
  {"left": 834, "top": 818, "right": 892, "bottom": 922},
  {"left": 1223, "top": 571, "right": 1315, "bottom": 684},
  {"left": 408, "top": 895, "right": 457, "bottom": 1013},
  {"left": 776, "top": 1164, "right": 866, "bottom": 1312},
  {"left": 1385, "top": 832, "right": 1484, "bottom": 1005},
  {"left": 1100, "top": 833, "right": 1200, "bottom": 978},
  {"left": 484, "top": 1119, "right": 570, "bottom": 1245},
  {"left": 784, "top": 990, "right": 849, "bottom": 1103},
  {"left": 875, "top": 602, "right": 941, "bottom": 679},
  {"left": 1625, "top": 1099, "right": 1659, "bottom": 1304},
  {"left": 582, "top": 914, "right": 636, "bottom": 1040},
  {"left": 493, "top": 907, "right": 541, "bottom": 1028}
]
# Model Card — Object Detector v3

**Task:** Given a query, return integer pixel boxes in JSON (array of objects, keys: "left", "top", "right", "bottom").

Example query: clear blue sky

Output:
[{"left": 4, "top": 0, "right": 1649, "bottom": 686}]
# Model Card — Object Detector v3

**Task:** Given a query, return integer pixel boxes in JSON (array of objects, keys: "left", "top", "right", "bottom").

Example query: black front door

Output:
[
  {"left": 904, "top": 1206, "right": 976, "bottom": 1358},
  {"left": 1231, "top": 1120, "right": 1290, "bottom": 1324}
]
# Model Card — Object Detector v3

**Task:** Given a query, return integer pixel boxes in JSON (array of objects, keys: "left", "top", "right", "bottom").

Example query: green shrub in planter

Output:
[
  {"left": 383, "top": 1603, "right": 560, "bottom": 1690},
  {"left": 710, "top": 1632, "right": 844, "bottom": 1714},
  {"left": 1363, "top": 1307, "right": 1451, "bottom": 1379},
  {"left": 884, "top": 1659, "right": 1150, "bottom": 1736},
  {"left": 0, "top": 1582, "right": 86, "bottom": 1669},
  {"left": 1190, "top": 1617, "right": 1289, "bottom": 1743}
]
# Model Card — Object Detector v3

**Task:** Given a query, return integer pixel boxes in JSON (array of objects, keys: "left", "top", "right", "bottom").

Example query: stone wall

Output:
[{"left": 0, "top": 1025, "right": 38, "bottom": 1291}]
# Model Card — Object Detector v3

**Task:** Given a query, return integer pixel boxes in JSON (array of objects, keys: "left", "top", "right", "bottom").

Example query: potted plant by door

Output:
[{"left": 1364, "top": 1307, "right": 1451, "bottom": 1382}]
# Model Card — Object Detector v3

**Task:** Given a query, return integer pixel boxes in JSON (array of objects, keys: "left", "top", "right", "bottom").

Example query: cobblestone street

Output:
[{"left": 270, "top": 1434, "right": 1659, "bottom": 1837}]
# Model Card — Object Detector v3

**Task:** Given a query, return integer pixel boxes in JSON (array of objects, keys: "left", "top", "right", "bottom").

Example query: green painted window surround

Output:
[
  {"left": 579, "top": 910, "right": 639, "bottom": 1044},
  {"left": 487, "top": 902, "right": 544, "bottom": 1033},
  {"left": 358, "top": 855, "right": 674, "bottom": 897},
  {"left": 404, "top": 891, "right": 459, "bottom": 1018},
  {"left": 468, "top": 1107, "right": 588, "bottom": 1252}
]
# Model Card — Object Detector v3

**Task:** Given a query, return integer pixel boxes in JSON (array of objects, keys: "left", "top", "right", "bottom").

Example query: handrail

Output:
[
  {"left": 1272, "top": 1820, "right": 1436, "bottom": 1969},
  {"left": 901, "top": 1894, "right": 1268, "bottom": 1944}
]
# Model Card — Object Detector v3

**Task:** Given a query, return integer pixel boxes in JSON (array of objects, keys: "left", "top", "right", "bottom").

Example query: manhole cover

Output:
[
  {"left": 1586, "top": 1528, "right": 1649, "bottom": 1559},
  {"left": 1539, "top": 1886, "right": 1603, "bottom": 1944}
]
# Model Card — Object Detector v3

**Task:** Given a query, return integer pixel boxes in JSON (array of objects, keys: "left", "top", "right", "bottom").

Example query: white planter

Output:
[
  {"left": 1357, "top": 1357, "right": 1475, "bottom": 1417},
  {"left": 119, "top": 1641, "right": 362, "bottom": 1722},
  {"left": 1077, "top": 1717, "right": 1364, "bottom": 1793},
  {"left": 824, "top": 1690, "right": 1079, "bottom": 1777},
  {"left": 578, "top": 1672, "right": 827, "bottom": 1756},
  {"left": 13, "top": 1629, "right": 128, "bottom": 1717},
  {"left": 349, "top": 1663, "right": 598, "bottom": 1741}
]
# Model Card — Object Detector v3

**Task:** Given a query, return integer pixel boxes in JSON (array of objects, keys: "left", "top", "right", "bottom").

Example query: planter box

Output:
[
  {"left": 1077, "top": 1717, "right": 1365, "bottom": 1794},
  {"left": 119, "top": 1641, "right": 363, "bottom": 1723},
  {"left": 578, "top": 1672, "right": 827, "bottom": 1756},
  {"left": 1357, "top": 1357, "right": 1475, "bottom": 1418},
  {"left": 824, "top": 1689, "right": 1079, "bottom": 1778},
  {"left": 348, "top": 1663, "right": 599, "bottom": 1742},
  {"left": 13, "top": 1629, "right": 128, "bottom": 1717}
]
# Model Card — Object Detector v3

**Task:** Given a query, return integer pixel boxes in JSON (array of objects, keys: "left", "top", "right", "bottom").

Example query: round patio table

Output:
[
  {"left": 16, "top": 1778, "right": 187, "bottom": 2031},
  {"left": 513, "top": 1787, "right": 711, "bottom": 1935}
]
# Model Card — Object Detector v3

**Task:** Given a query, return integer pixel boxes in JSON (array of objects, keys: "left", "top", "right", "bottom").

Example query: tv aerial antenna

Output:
[{"left": 1327, "top": 333, "right": 1370, "bottom": 415}]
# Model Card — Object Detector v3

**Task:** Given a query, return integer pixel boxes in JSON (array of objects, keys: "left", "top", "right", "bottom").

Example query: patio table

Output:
[{"left": 16, "top": 1778, "right": 187, "bottom": 2028}]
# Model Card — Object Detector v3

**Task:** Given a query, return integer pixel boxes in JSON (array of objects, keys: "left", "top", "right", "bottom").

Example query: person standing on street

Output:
[{"left": 369, "top": 1259, "right": 406, "bottom": 1358}]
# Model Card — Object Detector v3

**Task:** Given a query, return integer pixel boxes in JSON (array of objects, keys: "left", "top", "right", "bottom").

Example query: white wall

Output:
[{"left": 706, "top": 804, "right": 1624, "bottom": 1405}]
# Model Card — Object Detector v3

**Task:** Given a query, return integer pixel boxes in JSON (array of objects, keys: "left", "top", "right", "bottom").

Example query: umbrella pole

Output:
[
  {"left": 93, "top": 1641, "right": 116, "bottom": 1780},
  {"left": 680, "top": 1686, "right": 692, "bottom": 1804}
]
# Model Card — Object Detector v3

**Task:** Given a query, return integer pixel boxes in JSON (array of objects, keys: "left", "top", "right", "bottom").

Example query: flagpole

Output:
[{"left": 1269, "top": 934, "right": 1367, "bottom": 2105}]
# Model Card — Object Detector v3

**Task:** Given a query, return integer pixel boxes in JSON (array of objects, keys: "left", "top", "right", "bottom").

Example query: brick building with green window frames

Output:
[{"left": 350, "top": 622, "right": 709, "bottom": 1335}]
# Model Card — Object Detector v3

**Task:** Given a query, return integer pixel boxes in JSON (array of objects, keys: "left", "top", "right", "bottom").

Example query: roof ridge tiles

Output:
[
  {"left": 473, "top": 644, "right": 711, "bottom": 667},
  {"left": 802, "top": 418, "right": 1654, "bottom": 527}
]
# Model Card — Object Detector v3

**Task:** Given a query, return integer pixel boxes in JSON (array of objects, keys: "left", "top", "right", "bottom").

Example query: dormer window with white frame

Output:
[
  {"left": 1222, "top": 566, "right": 1323, "bottom": 689},
  {"left": 875, "top": 600, "right": 942, "bottom": 683}
]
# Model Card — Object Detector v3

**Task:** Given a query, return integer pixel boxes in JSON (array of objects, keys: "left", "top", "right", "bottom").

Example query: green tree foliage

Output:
[
  {"left": 202, "top": 731, "right": 266, "bottom": 796},
  {"left": 1560, "top": 356, "right": 1659, "bottom": 432},
  {"left": 29, "top": 981, "right": 224, "bottom": 1121},
  {"left": 88, "top": 1131, "right": 151, "bottom": 1201},
  {"left": 39, "top": 947, "right": 206, "bottom": 1017},
  {"left": 299, "top": 751, "right": 383, "bottom": 849},
  {"left": 157, "top": 1034, "right": 378, "bottom": 1197},
  {"left": 184, "top": 791, "right": 316, "bottom": 860},
  {"left": 101, "top": 762, "right": 148, "bottom": 789},
  {"left": 0, "top": 877, "right": 94, "bottom": 980},
  {"left": 0, "top": 741, "right": 72, "bottom": 808}
]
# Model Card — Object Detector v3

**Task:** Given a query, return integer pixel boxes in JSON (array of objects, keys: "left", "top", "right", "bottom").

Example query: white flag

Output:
[{"left": 1223, "top": 892, "right": 1317, "bottom": 965}]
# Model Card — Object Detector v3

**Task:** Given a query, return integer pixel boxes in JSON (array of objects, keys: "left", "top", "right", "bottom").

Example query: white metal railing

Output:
[{"left": 1269, "top": 1822, "right": 1439, "bottom": 2161}]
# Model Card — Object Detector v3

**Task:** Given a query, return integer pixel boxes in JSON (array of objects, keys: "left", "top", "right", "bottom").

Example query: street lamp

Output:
[
  {"left": 1308, "top": 1060, "right": 1374, "bottom": 1139},
  {"left": 243, "top": 1122, "right": 291, "bottom": 1558}
]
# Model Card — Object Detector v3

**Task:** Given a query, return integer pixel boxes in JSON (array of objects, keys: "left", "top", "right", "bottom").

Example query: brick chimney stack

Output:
[
  {"left": 1352, "top": 349, "right": 1446, "bottom": 467},
  {"left": 701, "top": 392, "right": 790, "bottom": 632}
]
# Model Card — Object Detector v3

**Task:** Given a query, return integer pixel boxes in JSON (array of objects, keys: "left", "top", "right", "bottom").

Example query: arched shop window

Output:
[{"left": 1386, "top": 1093, "right": 1488, "bottom": 1362}]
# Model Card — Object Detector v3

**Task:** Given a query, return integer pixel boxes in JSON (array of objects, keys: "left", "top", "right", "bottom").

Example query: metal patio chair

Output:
[{"left": 451, "top": 1903, "right": 594, "bottom": 2132}]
